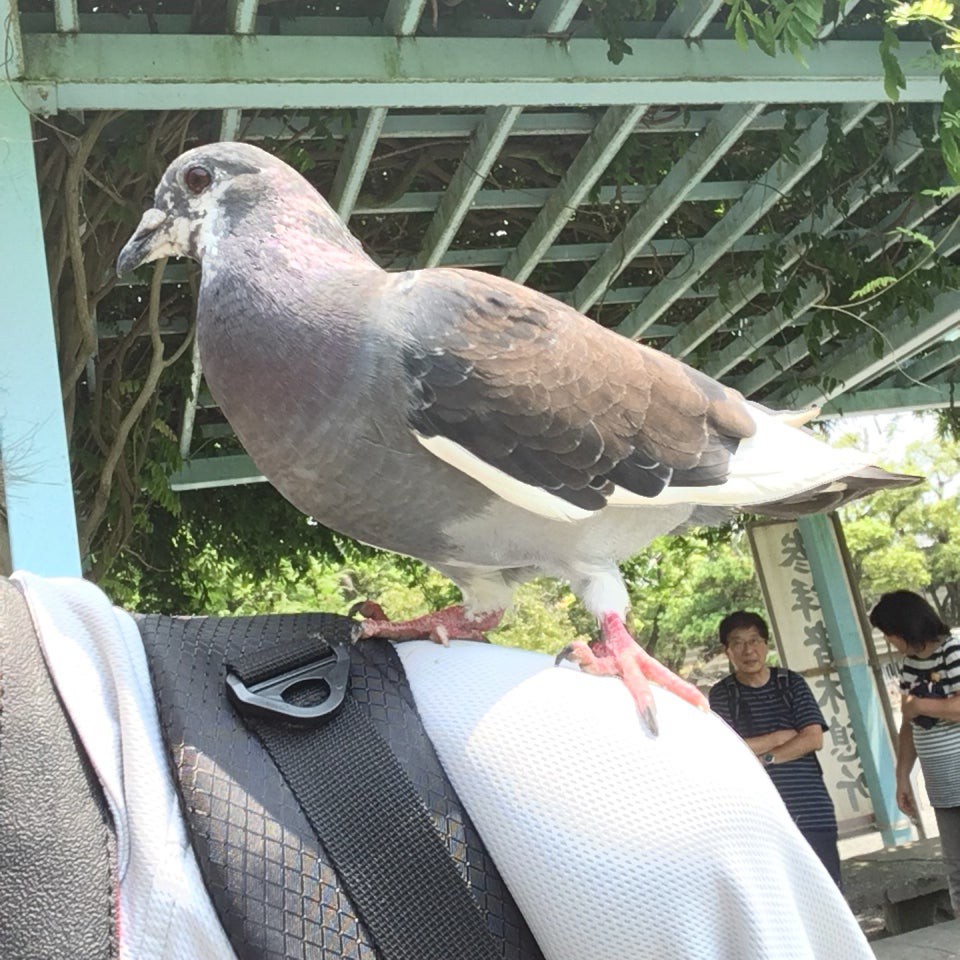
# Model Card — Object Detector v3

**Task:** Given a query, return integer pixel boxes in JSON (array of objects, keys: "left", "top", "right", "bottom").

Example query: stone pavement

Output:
[{"left": 870, "top": 918, "right": 960, "bottom": 959}]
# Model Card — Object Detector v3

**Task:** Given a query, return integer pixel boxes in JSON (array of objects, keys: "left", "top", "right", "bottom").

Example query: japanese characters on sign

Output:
[{"left": 749, "top": 521, "right": 874, "bottom": 833}]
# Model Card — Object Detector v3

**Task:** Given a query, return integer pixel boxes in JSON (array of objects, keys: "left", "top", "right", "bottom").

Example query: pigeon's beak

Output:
[{"left": 116, "top": 208, "right": 170, "bottom": 276}]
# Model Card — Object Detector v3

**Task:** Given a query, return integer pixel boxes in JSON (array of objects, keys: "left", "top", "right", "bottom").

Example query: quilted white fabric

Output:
[
  {"left": 10, "top": 572, "right": 873, "bottom": 960},
  {"left": 12, "top": 572, "right": 236, "bottom": 960},
  {"left": 396, "top": 639, "right": 874, "bottom": 960}
]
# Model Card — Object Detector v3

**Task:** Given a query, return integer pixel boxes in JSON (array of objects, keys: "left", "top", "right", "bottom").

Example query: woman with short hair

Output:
[{"left": 870, "top": 589, "right": 960, "bottom": 917}]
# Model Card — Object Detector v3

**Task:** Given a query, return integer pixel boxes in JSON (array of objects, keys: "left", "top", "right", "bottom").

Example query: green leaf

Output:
[
  {"left": 734, "top": 10, "right": 749, "bottom": 49},
  {"left": 850, "top": 276, "right": 898, "bottom": 299},
  {"left": 941, "top": 95, "right": 960, "bottom": 182},
  {"left": 880, "top": 26, "right": 907, "bottom": 103},
  {"left": 921, "top": 185, "right": 960, "bottom": 198},
  {"left": 894, "top": 227, "right": 936, "bottom": 249},
  {"left": 889, "top": 0, "right": 954, "bottom": 24}
]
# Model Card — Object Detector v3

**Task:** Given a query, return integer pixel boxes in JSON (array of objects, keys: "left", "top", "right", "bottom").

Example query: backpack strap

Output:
[
  {"left": 770, "top": 666, "right": 793, "bottom": 709},
  {"left": 725, "top": 668, "right": 793, "bottom": 734},
  {"left": 137, "top": 612, "right": 544, "bottom": 960},
  {"left": 0, "top": 579, "right": 117, "bottom": 960},
  {"left": 719, "top": 673, "right": 743, "bottom": 729},
  {"left": 227, "top": 626, "right": 501, "bottom": 960}
]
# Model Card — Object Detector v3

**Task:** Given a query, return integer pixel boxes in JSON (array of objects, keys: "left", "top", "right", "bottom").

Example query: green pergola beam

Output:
[
  {"left": 354, "top": 179, "right": 753, "bottom": 216},
  {"left": 410, "top": 232, "right": 772, "bottom": 269},
  {"left": 611, "top": 0, "right": 865, "bottom": 341},
  {"left": 217, "top": 0, "right": 260, "bottom": 152},
  {"left": 329, "top": 0, "right": 426, "bottom": 220},
  {"left": 528, "top": 0, "right": 583, "bottom": 33},
  {"left": 329, "top": 107, "right": 388, "bottom": 220},
  {"left": 416, "top": 104, "right": 523, "bottom": 267},
  {"left": 681, "top": 128, "right": 927, "bottom": 368},
  {"left": 660, "top": 0, "right": 726, "bottom": 36},
  {"left": 240, "top": 107, "right": 823, "bottom": 143},
  {"left": 220, "top": 0, "right": 259, "bottom": 139},
  {"left": 17, "top": 37, "right": 945, "bottom": 113},
  {"left": 501, "top": 104, "right": 649, "bottom": 283},
  {"left": 12, "top": 11, "right": 922, "bottom": 41},
  {"left": 416, "top": 2, "right": 582, "bottom": 267},
  {"left": 736, "top": 322, "right": 823, "bottom": 400},
  {"left": 735, "top": 200, "right": 960, "bottom": 397},
  {"left": 0, "top": 85, "right": 81, "bottom": 575},
  {"left": 572, "top": 102, "right": 763, "bottom": 313},
  {"left": 228, "top": 0, "right": 260, "bottom": 35},
  {"left": 169, "top": 454, "right": 265, "bottom": 491},
  {"left": 576, "top": 283, "right": 718, "bottom": 306},
  {"left": 616, "top": 102, "right": 875, "bottom": 341},
  {"left": 707, "top": 277, "right": 826, "bottom": 383},
  {"left": 20, "top": 12, "right": 892, "bottom": 39},
  {"left": 382, "top": 0, "right": 429, "bottom": 35},
  {"left": 820, "top": 382, "right": 960, "bottom": 417},
  {"left": 219, "top": 109, "right": 242, "bottom": 140},
  {"left": 780, "top": 288, "right": 960, "bottom": 409},
  {"left": 879, "top": 339, "right": 960, "bottom": 388},
  {"left": 53, "top": 0, "right": 79, "bottom": 34},
  {"left": 502, "top": 0, "right": 725, "bottom": 285}
]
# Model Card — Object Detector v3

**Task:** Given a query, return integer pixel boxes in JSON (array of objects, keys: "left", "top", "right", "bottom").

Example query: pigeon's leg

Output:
[
  {"left": 350, "top": 601, "right": 503, "bottom": 646},
  {"left": 557, "top": 611, "right": 709, "bottom": 735}
]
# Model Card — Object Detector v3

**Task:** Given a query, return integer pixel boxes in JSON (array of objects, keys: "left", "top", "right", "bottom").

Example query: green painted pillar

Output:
[
  {"left": 797, "top": 513, "right": 911, "bottom": 845},
  {"left": 0, "top": 84, "right": 82, "bottom": 576}
]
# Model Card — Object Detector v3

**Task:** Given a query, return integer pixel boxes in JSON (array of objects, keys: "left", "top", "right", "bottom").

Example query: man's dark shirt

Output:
[{"left": 709, "top": 669, "right": 836, "bottom": 832}]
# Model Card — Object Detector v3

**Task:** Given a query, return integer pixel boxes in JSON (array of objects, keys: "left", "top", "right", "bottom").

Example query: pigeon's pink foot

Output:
[
  {"left": 350, "top": 601, "right": 503, "bottom": 646},
  {"left": 557, "top": 611, "right": 709, "bottom": 736}
]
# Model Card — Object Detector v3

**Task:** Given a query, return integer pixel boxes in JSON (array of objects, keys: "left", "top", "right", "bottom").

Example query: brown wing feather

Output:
[{"left": 402, "top": 267, "right": 755, "bottom": 511}]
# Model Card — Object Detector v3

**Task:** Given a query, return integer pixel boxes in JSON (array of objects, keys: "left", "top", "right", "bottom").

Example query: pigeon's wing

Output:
[{"left": 399, "top": 268, "right": 756, "bottom": 521}]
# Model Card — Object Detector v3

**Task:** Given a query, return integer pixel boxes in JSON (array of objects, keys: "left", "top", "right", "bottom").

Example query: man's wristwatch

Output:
[{"left": 762, "top": 752, "right": 776, "bottom": 766}]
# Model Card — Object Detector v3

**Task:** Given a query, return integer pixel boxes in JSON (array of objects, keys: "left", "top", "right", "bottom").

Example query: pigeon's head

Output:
[{"left": 116, "top": 141, "right": 347, "bottom": 275}]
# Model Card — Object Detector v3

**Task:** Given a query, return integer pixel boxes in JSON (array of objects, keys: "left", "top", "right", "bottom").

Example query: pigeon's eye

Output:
[{"left": 184, "top": 165, "right": 213, "bottom": 194}]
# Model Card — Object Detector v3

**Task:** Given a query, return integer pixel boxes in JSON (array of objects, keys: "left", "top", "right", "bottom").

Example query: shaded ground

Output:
[{"left": 842, "top": 839, "right": 953, "bottom": 942}]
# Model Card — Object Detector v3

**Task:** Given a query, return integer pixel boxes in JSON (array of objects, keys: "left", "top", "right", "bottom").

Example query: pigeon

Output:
[{"left": 117, "top": 142, "right": 918, "bottom": 734}]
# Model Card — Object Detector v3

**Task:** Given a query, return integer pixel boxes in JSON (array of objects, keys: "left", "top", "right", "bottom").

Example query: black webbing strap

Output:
[{"left": 227, "top": 630, "right": 503, "bottom": 960}]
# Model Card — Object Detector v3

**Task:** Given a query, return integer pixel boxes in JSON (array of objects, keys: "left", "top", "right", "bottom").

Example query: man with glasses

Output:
[{"left": 709, "top": 610, "right": 841, "bottom": 886}]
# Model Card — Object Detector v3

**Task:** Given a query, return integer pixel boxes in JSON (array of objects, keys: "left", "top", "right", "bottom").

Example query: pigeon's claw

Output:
[
  {"left": 354, "top": 603, "right": 503, "bottom": 644},
  {"left": 558, "top": 612, "right": 710, "bottom": 736},
  {"left": 348, "top": 599, "right": 389, "bottom": 621}
]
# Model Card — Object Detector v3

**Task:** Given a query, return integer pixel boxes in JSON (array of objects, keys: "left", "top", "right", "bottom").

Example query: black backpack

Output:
[{"left": 0, "top": 578, "right": 543, "bottom": 960}]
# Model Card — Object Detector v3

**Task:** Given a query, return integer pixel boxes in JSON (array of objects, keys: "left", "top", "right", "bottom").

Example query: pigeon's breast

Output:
[{"left": 194, "top": 265, "right": 495, "bottom": 558}]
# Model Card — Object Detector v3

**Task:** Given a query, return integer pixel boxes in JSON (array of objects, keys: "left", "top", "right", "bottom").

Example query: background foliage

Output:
[{"left": 3, "top": 1, "right": 959, "bottom": 674}]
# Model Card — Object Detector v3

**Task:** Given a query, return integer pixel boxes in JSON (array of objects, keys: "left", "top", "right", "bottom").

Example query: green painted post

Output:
[
  {"left": 0, "top": 85, "right": 82, "bottom": 576},
  {"left": 797, "top": 513, "right": 911, "bottom": 845}
]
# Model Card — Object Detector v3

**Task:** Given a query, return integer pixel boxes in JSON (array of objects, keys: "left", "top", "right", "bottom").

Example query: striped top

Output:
[
  {"left": 900, "top": 632, "right": 960, "bottom": 808},
  {"left": 710, "top": 669, "right": 837, "bottom": 832}
]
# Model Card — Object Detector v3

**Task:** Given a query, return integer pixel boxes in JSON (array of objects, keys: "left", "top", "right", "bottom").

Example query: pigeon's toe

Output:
[
  {"left": 555, "top": 640, "right": 620, "bottom": 675},
  {"left": 558, "top": 613, "right": 710, "bottom": 735}
]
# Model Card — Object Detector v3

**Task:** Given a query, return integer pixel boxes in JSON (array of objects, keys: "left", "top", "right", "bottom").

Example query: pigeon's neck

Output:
[{"left": 277, "top": 202, "right": 376, "bottom": 267}]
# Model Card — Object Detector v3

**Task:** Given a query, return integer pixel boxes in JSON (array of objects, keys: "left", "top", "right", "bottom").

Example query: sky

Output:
[{"left": 831, "top": 410, "right": 937, "bottom": 463}]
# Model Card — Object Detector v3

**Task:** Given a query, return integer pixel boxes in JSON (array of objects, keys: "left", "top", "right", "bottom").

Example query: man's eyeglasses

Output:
[{"left": 728, "top": 636, "right": 767, "bottom": 650}]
